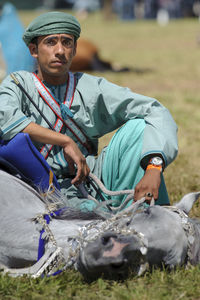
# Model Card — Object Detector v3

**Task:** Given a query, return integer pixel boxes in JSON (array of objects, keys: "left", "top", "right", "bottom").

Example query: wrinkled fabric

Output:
[
  {"left": 0, "top": 71, "right": 178, "bottom": 209},
  {"left": 23, "top": 11, "right": 81, "bottom": 46}
]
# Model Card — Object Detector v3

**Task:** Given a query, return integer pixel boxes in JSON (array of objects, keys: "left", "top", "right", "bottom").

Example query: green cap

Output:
[{"left": 23, "top": 11, "right": 81, "bottom": 46}]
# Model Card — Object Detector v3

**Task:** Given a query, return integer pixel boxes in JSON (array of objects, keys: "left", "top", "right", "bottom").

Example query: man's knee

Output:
[{"left": 111, "top": 119, "right": 146, "bottom": 148}]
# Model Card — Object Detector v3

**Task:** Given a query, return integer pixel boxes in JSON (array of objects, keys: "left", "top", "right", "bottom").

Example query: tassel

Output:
[{"left": 60, "top": 103, "right": 74, "bottom": 120}]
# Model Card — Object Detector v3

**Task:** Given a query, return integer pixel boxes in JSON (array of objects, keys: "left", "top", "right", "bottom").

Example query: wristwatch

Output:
[{"left": 147, "top": 156, "right": 163, "bottom": 172}]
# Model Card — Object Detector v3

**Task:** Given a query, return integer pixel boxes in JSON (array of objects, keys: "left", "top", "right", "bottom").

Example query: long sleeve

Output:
[{"left": 0, "top": 71, "right": 56, "bottom": 141}]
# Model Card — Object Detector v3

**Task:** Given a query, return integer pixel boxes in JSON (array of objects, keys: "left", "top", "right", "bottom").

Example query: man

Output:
[{"left": 0, "top": 11, "right": 178, "bottom": 211}]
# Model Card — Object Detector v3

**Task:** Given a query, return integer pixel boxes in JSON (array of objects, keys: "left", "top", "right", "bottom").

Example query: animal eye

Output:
[{"left": 101, "top": 236, "right": 110, "bottom": 245}]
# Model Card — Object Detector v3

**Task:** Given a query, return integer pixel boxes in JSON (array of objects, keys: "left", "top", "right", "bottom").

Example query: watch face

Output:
[{"left": 151, "top": 157, "right": 163, "bottom": 166}]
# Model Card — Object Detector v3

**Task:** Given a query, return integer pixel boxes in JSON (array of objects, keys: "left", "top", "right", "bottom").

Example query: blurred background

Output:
[{"left": 1, "top": 0, "right": 200, "bottom": 19}]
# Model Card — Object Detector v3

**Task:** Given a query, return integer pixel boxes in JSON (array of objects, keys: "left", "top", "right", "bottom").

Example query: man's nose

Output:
[{"left": 55, "top": 42, "right": 65, "bottom": 55}]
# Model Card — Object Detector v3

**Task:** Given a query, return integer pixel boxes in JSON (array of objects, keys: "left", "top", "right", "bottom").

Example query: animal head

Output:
[{"left": 77, "top": 192, "right": 200, "bottom": 280}]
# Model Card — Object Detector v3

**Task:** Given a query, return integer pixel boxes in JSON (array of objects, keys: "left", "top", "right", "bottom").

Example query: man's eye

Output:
[
  {"left": 46, "top": 39, "right": 55, "bottom": 45},
  {"left": 63, "top": 40, "right": 73, "bottom": 47}
]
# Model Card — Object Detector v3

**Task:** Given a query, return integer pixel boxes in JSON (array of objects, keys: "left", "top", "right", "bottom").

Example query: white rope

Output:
[
  {"left": 78, "top": 172, "right": 156, "bottom": 213},
  {"left": 78, "top": 172, "right": 135, "bottom": 213}
]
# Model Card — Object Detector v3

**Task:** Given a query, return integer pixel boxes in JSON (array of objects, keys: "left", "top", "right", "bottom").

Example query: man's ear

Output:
[{"left": 28, "top": 43, "right": 38, "bottom": 58}]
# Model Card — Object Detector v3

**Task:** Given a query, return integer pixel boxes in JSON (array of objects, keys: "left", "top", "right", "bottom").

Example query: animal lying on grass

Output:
[
  {"left": 70, "top": 38, "right": 151, "bottom": 74},
  {"left": 70, "top": 38, "right": 130, "bottom": 73},
  {"left": 0, "top": 169, "right": 200, "bottom": 280}
]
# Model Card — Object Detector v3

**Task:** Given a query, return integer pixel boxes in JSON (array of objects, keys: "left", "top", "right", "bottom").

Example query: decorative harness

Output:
[
  {"left": 33, "top": 72, "right": 92, "bottom": 158},
  {"left": 32, "top": 200, "right": 149, "bottom": 278},
  {"left": 34, "top": 207, "right": 66, "bottom": 277}
]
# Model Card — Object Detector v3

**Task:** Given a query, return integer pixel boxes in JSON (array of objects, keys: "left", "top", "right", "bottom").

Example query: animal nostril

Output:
[
  {"left": 101, "top": 236, "right": 110, "bottom": 245},
  {"left": 101, "top": 233, "right": 117, "bottom": 245}
]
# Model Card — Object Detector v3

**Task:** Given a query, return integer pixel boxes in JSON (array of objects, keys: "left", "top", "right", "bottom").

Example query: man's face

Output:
[{"left": 29, "top": 33, "right": 77, "bottom": 83}]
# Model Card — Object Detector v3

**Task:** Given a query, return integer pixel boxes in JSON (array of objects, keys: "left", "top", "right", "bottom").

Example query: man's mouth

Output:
[{"left": 51, "top": 60, "right": 66, "bottom": 66}]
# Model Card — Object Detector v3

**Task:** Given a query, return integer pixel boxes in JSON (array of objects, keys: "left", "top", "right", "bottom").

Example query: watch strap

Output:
[{"left": 146, "top": 164, "right": 162, "bottom": 172}]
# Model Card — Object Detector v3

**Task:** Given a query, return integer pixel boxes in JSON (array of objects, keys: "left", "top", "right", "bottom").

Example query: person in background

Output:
[
  {"left": 0, "top": 11, "right": 178, "bottom": 211},
  {"left": 73, "top": 0, "right": 101, "bottom": 18}
]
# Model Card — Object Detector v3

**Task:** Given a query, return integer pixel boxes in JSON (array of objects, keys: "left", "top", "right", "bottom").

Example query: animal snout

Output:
[
  {"left": 100, "top": 233, "right": 129, "bottom": 261},
  {"left": 77, "top": 233, "right": 136, "bottom": 279}
]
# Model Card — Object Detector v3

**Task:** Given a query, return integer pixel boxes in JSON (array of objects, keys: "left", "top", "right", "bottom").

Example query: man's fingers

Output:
[
  {"left": 71, "top": 165, "right": 82, "bottom": 185},
  {"left": 62, "top": 139, "right": 90, "bottom": 185},
  {"left": 71, "top": 160, "right": 90, "bottom": 185},
  {"left": 134, "top": 187, "right": 159, "bottom": 202},
  {"left": 67, "top": 159, "right": 76, "bottom": 176}
]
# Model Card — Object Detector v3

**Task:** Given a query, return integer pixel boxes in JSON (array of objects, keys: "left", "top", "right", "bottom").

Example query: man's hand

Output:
[
  {"left": 62, "top": 139, "right": 90, "bottom": 185},
  {"left": 134, "top": 168, "right": 161, "bottom": 202},
  {"left": 23, "top": 122, "right": 90, "bottom": 185}
]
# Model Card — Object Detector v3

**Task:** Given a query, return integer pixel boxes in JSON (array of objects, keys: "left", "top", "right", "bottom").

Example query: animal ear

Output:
[{"left": 174, "top": 192, "right": 200, "bottom": 214}]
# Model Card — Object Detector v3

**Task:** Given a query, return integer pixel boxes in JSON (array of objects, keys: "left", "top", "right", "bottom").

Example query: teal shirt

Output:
[{"left": 0, "top": 70, "right": 178, "bottom": 177}]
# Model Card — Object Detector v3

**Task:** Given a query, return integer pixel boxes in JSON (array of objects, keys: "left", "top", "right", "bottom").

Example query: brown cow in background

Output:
[{"left": 70, "top": 38, "right": 130, "bottom": 72}]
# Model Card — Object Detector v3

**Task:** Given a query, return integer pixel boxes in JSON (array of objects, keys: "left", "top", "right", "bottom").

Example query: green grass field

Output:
[{"left": 1, "top": 10, "right": 200, "bottom": 300}]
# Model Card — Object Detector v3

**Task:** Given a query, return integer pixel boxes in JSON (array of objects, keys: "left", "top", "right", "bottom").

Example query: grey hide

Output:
[{"left": 0, "top": 170, "right": 200, "bottom": 280}]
